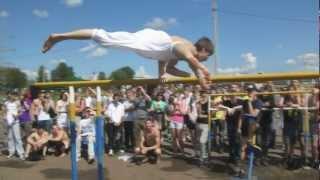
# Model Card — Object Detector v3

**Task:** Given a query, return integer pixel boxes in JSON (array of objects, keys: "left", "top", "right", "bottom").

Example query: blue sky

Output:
[{"left": 0, "top": 0, "right": 319, "bottom": 79}]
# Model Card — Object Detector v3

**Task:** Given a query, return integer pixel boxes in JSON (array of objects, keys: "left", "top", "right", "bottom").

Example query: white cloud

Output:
[
  {"left": 241, "top": 52, "right": 256, "bottom": 68},
  {"left": 144, "top": 17, "right": 178, "bottom": 30},
  {"left": 79, "top": 43, "right": 96, "bottom": 52},
  {"left": 88, "top": 47, "right": 108, "bottom": 57},
  {"left": 286, "top": 59, "right": 296, "bottom": 65},
  {"left": 298, "top": 53, "right": 319, "bottom": 70},
  {"left": 63, "top": 0, "right": 83, "bottom": 7},
  {"left": 50, "top": 58, "right": 67, "bottom": 65},
  {"left": 286, "top": 52, "right": 319, "bottom": 71},
  {"left": 135, "top": 66, "right": 153, "bottom": 78},
  {"left": 0, "top": 10, "right": 9, "bottom": 18},
  {"left": 32, "top": 9, "right": 48, "bottom": 18},
  {"left": 22, "top": 69, "right": 37, "bottom": 80},
  {"left": 218, "top": 52, "right": 257, "bottom": 74}
]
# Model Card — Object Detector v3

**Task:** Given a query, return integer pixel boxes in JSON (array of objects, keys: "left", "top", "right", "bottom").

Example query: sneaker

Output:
[
  {"left": 88, "top": 158, "right": 95, "bottom": 164},
  {"left": 7, "top": 154, "right": 14, "bottom": 159},
  {"left": 20, "top": 156, "right": 26, "bottom": 161},
  {"left": 108, "top": 149, "right": 114, "bottom": 156},
  {"left": 119, "top": 149, "right": 125, "bottom": 154}
]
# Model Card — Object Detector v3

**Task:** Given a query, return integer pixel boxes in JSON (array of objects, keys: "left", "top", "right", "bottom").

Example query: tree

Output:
[
  {"left": 4, "top": 67, "right": 27, "bottom": 89},
  {"left": 51, "top": 62, "right": 77, "bottom": 81},
  {"left": 37, "top": 65, "right": 48, "bottom": 82},
  {"left": 97, "top": 71, "right": 107, "bottom": 80},
  {"left": 109, "top": 66, "right": 135, "bottom": 80}
]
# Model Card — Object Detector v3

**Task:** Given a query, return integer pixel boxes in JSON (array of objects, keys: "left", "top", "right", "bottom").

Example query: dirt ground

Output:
[{"left": 0, "top": 151, "right": 318, "bottom": 180}]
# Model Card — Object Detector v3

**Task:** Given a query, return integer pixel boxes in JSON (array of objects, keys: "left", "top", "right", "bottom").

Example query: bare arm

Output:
[
  {"left": 42, "top": 29, "right": 95, "bottom": 53},
  {"left": 166, "top": 60, "right": 191, "bottom": 77}
]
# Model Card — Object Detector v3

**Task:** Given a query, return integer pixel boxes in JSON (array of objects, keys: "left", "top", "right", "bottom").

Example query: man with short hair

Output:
[
  {"left": 42, "top": 27, "right": 214, "bottom": 89},
  {"left": 48, "top": 124, "right": 69, "bottom": 157},
  {"left": 133, "top": 119, "right": 161, "bottom": 165},
  {"left": 25, "top": 125, "right": 49, "bottom": 160}
]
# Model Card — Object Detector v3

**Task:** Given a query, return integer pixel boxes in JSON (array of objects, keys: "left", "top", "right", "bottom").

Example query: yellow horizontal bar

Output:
[
  {"left": 32, "top": 71, "right": 319, "bottom": 89},
  {"left": 209, "top": 90, "right": 312, "bottom": 97}
]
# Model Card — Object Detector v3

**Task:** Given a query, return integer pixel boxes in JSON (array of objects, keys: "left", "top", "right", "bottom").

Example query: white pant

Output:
[
  {"left": 7, "top": 122, "right": 25, "bottom": 157},
  {"left": 76, "top": 134, "right": 95, "bottom": 159},
  {"left": 91, "top": 28, "right": 176, "bottom": 61}
]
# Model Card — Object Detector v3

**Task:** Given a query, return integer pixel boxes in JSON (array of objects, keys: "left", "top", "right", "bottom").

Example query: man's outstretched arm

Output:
[
  {"left": 42, "top": 29, "right": 95, "bottom": 53},
  {"left": 165, "top": 60, "right": 190, "bottom": 77}
]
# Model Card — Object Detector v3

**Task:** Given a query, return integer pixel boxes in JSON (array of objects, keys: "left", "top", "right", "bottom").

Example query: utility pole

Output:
[{"left": 212, "top": 0, "right": 219, "bottom": 74}]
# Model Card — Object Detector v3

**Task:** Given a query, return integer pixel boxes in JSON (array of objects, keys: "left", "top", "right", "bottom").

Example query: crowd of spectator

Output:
[{"left": 0, "top": 80, "right": 319, "bottom": 175}]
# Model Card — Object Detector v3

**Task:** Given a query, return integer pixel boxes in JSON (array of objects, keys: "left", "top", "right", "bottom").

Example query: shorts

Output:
[
  {"left": 185, "top": 115, "right": 196, "bottom": 130},
  {"left": 170, "top": 121, "right": 184, "bottom": 130}
]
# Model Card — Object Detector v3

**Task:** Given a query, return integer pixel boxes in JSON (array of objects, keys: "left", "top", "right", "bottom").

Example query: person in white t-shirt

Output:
[
  {"left": 76, "top": 108, "right": 95, "bottom": 164},
  {"left": 106, "top": 93, "right": 125, "bottom": 155},
  {"left": 56, "top": 92, "right": 69, "bottom": 129},
  {"left": 4, "top": 92, "right": 25, "bottom": 160},
  {"left": 42, "top": 28, "right": 214, "bottom": 89}
]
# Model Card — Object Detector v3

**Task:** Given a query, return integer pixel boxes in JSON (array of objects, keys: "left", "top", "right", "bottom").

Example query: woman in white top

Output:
[
  {"left": 4, "top": 92, "right": 25, "bottom": 160},
  {"left": 56, "top": 92, "right": 69, "bottom": 129}
]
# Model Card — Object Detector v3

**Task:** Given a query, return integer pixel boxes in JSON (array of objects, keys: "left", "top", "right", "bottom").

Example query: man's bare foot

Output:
[{"left": 42, "top": 34, "right": 59, "bottom": 53}]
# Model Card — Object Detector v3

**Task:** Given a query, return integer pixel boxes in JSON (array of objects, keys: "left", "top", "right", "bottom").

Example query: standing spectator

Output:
[
  {"left": 36, "top": 93, "right": 53, "bottom": 133},
  {"left": 123, "top": 90, "right": 136, "bottom": 152},
  {"left": 196, "top": 93, "right": 209, "bottom": 166},
  {"left": 18, "top": 91, "right": 33, "bottom": 141},
  {"left": 76, "top": 108, "right": 95, "bottom": 163},
  {"left": 281, "top": 92, "right": 305, "bottom": 166},
  {"left": 211, "top": 96, "right": 227, "bottom": 153},
  {"left": 168, "top": 95, "right": 185, "bottom": 155},
  {"left": 106, "top": 93, "right": 125, "bottom": 155},
  {"left": 258, "top": 84, "right": 275, "bottom": 166},
  {"left": 150, "top": 93, "right": 168, "bottom": 131},
  {"left": 4, "top": 91, "right": 25, "bottom": 160},
  {"left": 75, "top": 92, "right": 86, "bottom": 118},
  {"left": 241, "top": 86, "right": 263, "bottom": 160},
  {"left": 133, "top": 86, "right": 151, "bottom": 153},
  {"left": 56, "top": 92, "right": 69, "bottom": 130},
  {"left": 308, "top": 87, "right": 319, "bottom": 168}
]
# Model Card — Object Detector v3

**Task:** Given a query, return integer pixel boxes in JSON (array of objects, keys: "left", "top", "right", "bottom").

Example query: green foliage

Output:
[
  {"left": 51, "top": 62, "right": 77, "bottom": 81},
  {"left": 37, "top": 65, "right": 48, "bottom": 82},
  {"left": 109, "top": 66, "right": 135, "bottom": 80},
  {"left": 0, "top": 67, "right": 27, "bottom": 89},
  {"left": 97, "top": 71, "right": 107, "bottom": 80}
]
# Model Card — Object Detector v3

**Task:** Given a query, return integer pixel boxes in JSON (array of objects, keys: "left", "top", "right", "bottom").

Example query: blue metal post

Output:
[
  {"left": 96, "top": 116, "right": 105, "bottom": 180},
  {"left": 70, "top": 121, "right": 78, "bottom": 180},
  {"left": 247, "top": 148, "right": 254, "bottom": 180}
]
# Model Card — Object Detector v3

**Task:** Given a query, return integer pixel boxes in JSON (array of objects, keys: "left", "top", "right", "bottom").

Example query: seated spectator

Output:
[
  {"left": 133, "top": 119, "right": 161, "bottom": 165},
  {"left": 76, "top": 108, "right": 95, "bottom": 164},
  {"left": 48, "top": 124, "right": 69, "bottom": 157},
  {"left": 25, "top": 125, "right": 49, "bottom": 160}
]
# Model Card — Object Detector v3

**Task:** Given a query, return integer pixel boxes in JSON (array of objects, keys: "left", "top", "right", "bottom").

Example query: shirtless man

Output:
[
  {"left": 134, "top": 119, "right": 161, "bottom": 164},
  {"left": 42, "top": 28, "right": 213, "bottom": 89},
  {"left": 25, "top": 125, "right": 49, "bottom": 160},
  {"left": 48, "top": 124, "right": 70, "bottom": 157}
]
